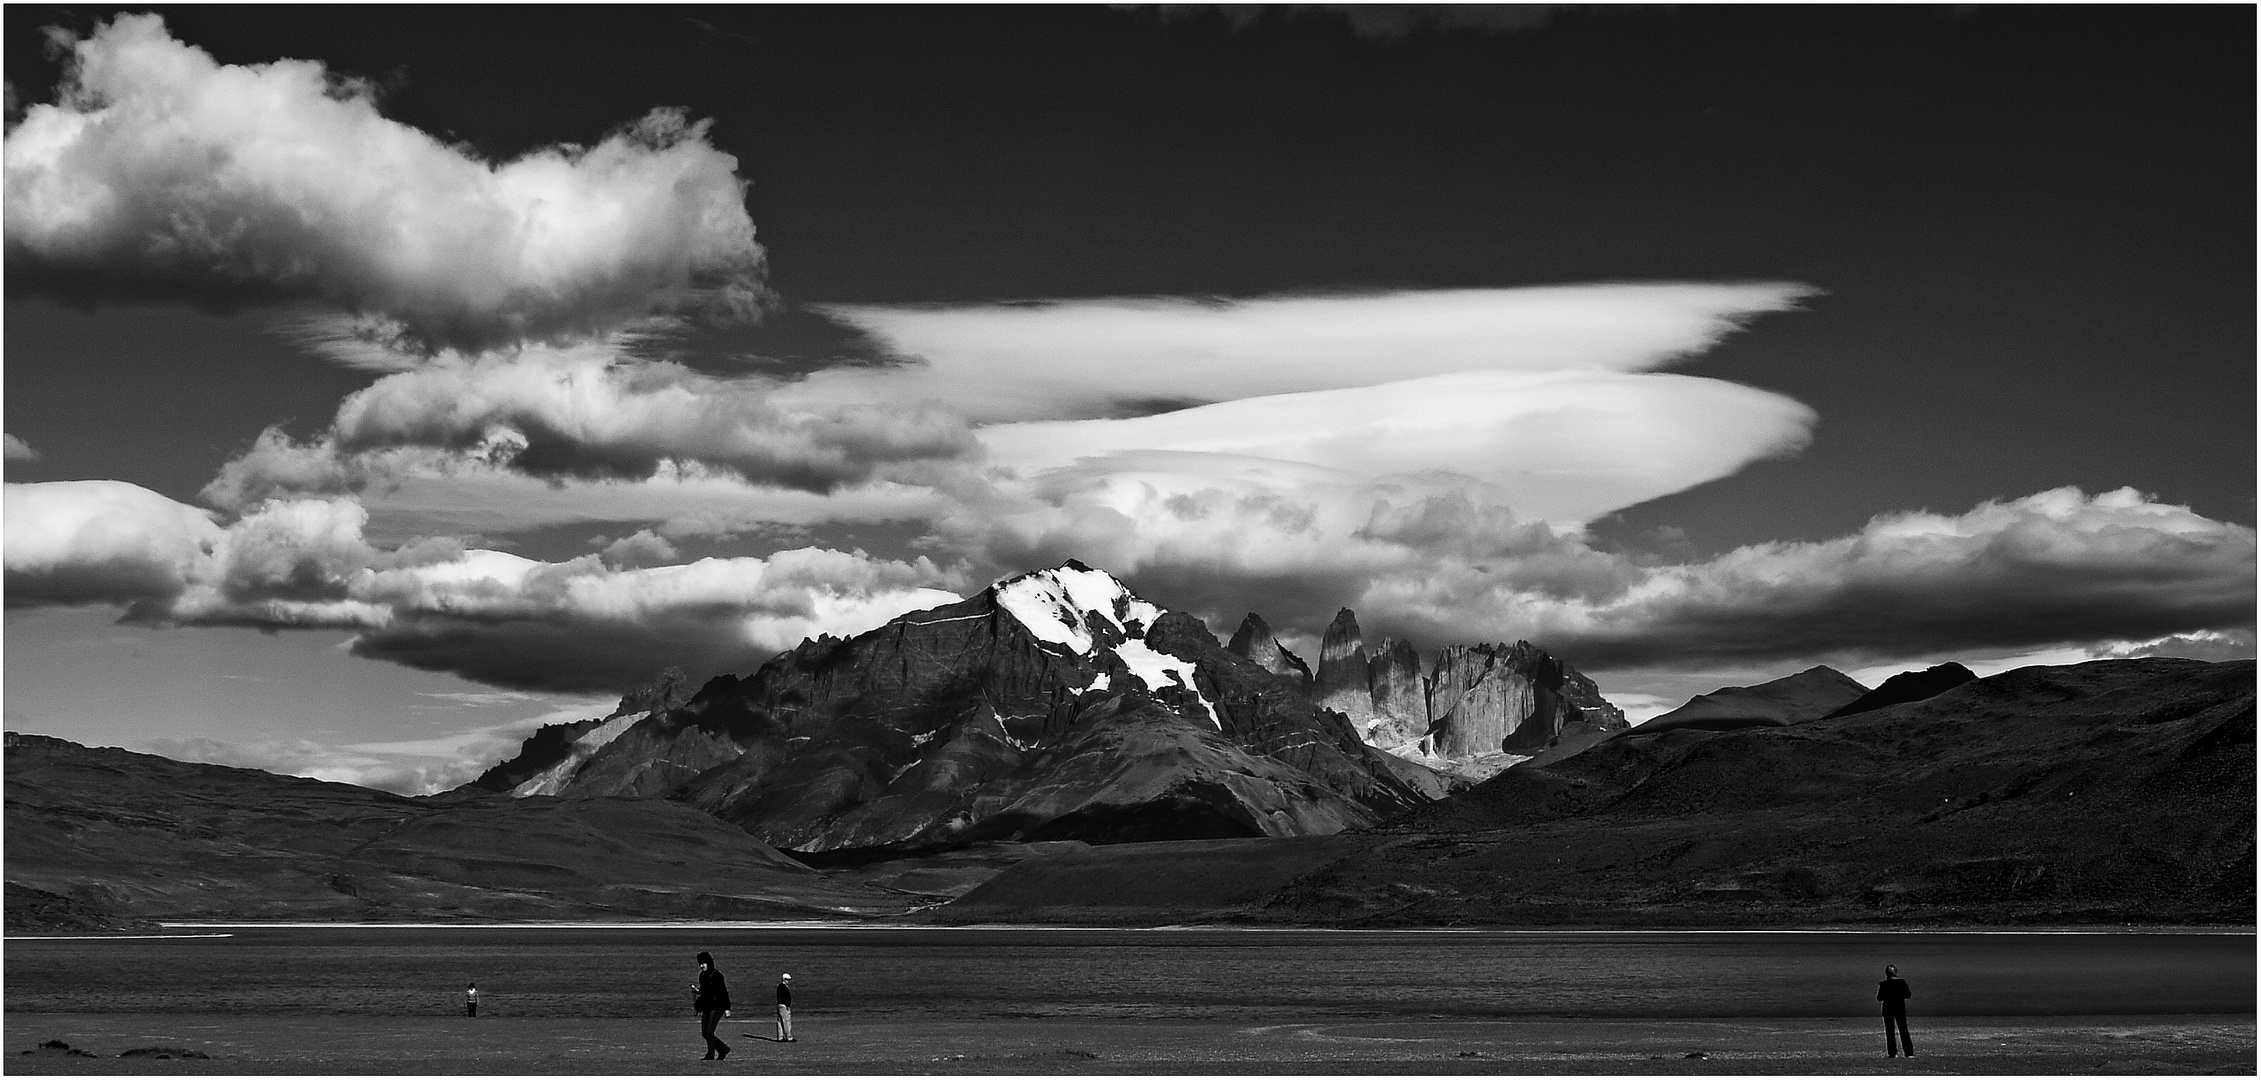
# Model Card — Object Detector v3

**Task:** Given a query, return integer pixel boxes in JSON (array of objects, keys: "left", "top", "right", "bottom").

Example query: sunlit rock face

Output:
[
  {"left": 466, "top": 562, "right": 1438, "bottom": 853},
  {"left": 1365, "top": 638, "right": 1428, "bottom": 750},
  {"left": 472, "top": 668, "right": 700, "bottom": 797},
  {"left": 1281, "top": 611, "right": 1627, "bottom": 783},
  {"left": 1313, "top": 608, "right": 1375, "bottom": 724}
]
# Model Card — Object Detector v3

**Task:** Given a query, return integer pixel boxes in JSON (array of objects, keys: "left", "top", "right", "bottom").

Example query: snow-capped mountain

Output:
[{"left": 468, "top": 562, "right": 1437, "bottom": 853}]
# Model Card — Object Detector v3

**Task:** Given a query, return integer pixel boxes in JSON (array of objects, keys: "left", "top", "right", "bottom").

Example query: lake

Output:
[{"left": 6, "top": 926, "right": 2250, "bottom": 1022}]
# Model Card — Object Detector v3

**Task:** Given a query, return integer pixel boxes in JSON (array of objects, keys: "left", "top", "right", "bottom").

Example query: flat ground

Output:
[{"left": 6, "top": 1013, "right": 2252, "bottom": 1075}]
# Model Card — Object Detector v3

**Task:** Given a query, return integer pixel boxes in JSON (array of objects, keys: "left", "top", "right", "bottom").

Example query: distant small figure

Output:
[
  {"left": 465, "top": 982, "right": 478, "bottom": 1018},
  {"left": 776, "top": 972, "right": 795, "bottom": 1042},
  {"left": 1877, "top": 964, "right": 1914, "bottom": 1057},
  {"left": 692, "top": 952, "right": 732, "bottom": 1061}
]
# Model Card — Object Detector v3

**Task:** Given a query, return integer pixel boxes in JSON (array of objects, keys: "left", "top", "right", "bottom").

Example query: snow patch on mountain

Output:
[
  {"left": 994, "top": 564, "right": 1219, "bottom": 729},
  {"left": 1116, "top": 638, "right": 1221, "bottom": 728},
  {"left": 995, "top": 564, "right": 1165, "bottom": 654}
]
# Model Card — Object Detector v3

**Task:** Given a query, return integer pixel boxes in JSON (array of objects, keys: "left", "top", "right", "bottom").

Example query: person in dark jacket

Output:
[
  {"left": 775, "top": 972, "right": 795, "bottom": 1042},
  {"left": 692, "top": 952, "right": 732, "bottom": 1060},
  {"left": 1877, "top": 964, "right": 1914, "bottom": 1057}
]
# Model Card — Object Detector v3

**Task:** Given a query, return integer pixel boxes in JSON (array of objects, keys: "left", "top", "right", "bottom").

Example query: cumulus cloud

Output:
[
  {"left": 200, "top": 344, "right": 978, "bottom": 510},
  {"left": 3, "top": 434, "right": 40, "bottom": 462},
  {"left": 923, "top": 469, "right": 2255, "bottom": 676},
  {"left": 598, "top": 529, "right": 681, "bottom": 568},
  {"left": 1394, "top": 486, "right": 2257, "bottom": 669},
  {"left": 813, "top": 284, "right": 1813, "bottom": 422},
  {"left": 4, "top": 14, "right": 765, "bottom": 352},
  {"left": 4, "top": 480, "right": 223, "bottom": 609},
  {"left": 4, "top": 480, "right": 967, "bottom": 692}
]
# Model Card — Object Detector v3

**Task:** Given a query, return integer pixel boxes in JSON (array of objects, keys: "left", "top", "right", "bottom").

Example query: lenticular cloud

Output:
[{"left": 3, "top": 14, "right": 765, "bottom": 352}]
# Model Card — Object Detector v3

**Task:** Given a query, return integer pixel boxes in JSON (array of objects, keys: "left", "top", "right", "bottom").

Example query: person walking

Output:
[
  {"left": 1877, "top": 964, "right": 1914, "bottom": 1058},
  {"left": 775, "top": 972, "right": 795, "bottom": 1042},
  {"left": 692, "top": 952, "right": 732, "bottom": 1061},
  {"left": 465, "top": 982, "right": 478, "bottom": 1018}
]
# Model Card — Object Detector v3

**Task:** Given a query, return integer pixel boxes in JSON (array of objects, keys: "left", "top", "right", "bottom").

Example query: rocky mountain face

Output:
[
  {"left": 1632, "top": 666, "right": 1870, "bottom": 736},
  {"left": 1226, "top": 613, "right": 1311, "bottom": 681},
  {"left": 1255, "top": 607, "right": 1626, "bottom": 781},
  {"left": 472, "top": 563, "right": 1438, "bottom": 854},
  {"left": 3, "top": 733, "right": 920, "bottom": 929},
  {"left": 946, "top": 658, "right": 2256, "bottom": 927},
  {"left": 469, "top": 668, "right": 699, "bottom": 795},
  {"left": 1823, "top": 662, "right": 1977, "bottom": 719}
]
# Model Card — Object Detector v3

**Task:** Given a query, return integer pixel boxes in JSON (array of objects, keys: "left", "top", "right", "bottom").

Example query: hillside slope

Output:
[
  {"left": 947, "top": 658, "right": 2254, "bottom": 926},
  {"left": 1634, "top": 665, "right": 1868, "bottom": 734},
  {"left": 3, "top": 734, "right": 925, "bottom": 930}
]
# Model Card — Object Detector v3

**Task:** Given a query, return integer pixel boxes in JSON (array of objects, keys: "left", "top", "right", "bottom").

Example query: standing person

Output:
[
  {"left": 1877, "top": 964, "right": 1914, "bottom": 1058},
  {"left": 692, "top": 952, "right": 732, "bottom": 1061},
  {"left": 775, "top": 973, "right": 795, "bottom": 1042},
  {"left": 465, "top": 982, "right": 478, "bottom": 1018}
]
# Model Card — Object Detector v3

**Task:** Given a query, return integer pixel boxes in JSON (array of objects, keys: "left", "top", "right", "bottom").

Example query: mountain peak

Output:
[
  {"left": 988, "top": 562, "right": 1217, "bottom": 728},
  {"left": 990, "top": 563, "right": 1163, "bottom": 656}
]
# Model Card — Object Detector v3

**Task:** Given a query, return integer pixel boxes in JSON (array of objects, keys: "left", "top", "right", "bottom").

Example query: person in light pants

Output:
[{"left": 775, "top": 973, "right": 795, "bottom": 1042}]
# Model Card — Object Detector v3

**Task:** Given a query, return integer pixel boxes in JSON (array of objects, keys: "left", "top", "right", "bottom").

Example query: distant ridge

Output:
[
  {"left": 3, "top": 732, "right": 918, "bottom": 929},
  {"left": 1632, "top": 665, "right": 1868, "bottom": 735},
  {"left": 1823, "top": 662, "right": 1977, "bottom": 719}
]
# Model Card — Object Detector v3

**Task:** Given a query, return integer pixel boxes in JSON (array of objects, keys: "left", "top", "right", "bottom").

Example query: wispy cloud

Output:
[
  {"left": 3, "top": 435, "right": 40, "bottom": 463},
  {"left": 815, "top": 285, "right": 1815, "bottom": 422},
  {"left": 4, "top": 14, "right": 766, "bottom": 353}
]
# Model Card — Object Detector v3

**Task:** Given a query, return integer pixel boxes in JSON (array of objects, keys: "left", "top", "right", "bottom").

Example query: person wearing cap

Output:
[
  {"left": 692, "top": 952, "right": 732, "bottom": 1061},
  {"left": 775, "top": 973, "right": 795, "bottom": 1042}
]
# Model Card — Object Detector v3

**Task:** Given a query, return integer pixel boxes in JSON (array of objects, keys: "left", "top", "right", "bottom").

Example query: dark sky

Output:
[
  {"left": 8, "top": 5, "right": 2253, "bottom": 552},
  {"left": 4, "top": 5, "right": 2252, "bottom": 790}
]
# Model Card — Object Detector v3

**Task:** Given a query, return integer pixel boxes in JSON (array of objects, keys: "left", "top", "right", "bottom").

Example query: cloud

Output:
[
  {"left": 979, "top": 368, "right": 1815, "bottom": 525},
  {"left": 930, "top": 468, "right": 2253, "bottom": 677},
  {"left": 4, "top": 480, "right": 223, "bottom": 608},
  {"left": 200, "top": 343, "right": 979, "bottom": 509},
  {"left": 598, "top": 529, "right": 680, "bottom": 568},
  {"left": 3, "top": 434, "right": 40, "bottom": 462},
  {"left": 2089, "top": 629, "right": 2255, "bottom": 664},
  {"left": 197, "top": 284, "right": 1812, "bottom": 552},
  {"left": 4, "top": 480, "right": 968, "bottom": 692},
  {"left": 1403, "top": 486, "right": 2257, "bottom": 669},
  {"left": 4, "top": 14, "right": 765, "bottom": 352},
  {"left": 142, "top": 699, "right": 614, "bottom": 795},
  {"left": 814, "top": 284, "right": 1813, "bottom": 422}
]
